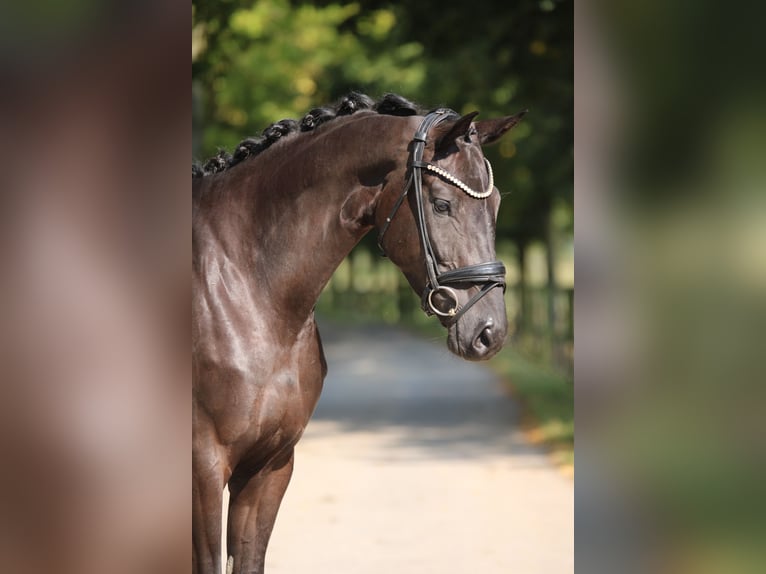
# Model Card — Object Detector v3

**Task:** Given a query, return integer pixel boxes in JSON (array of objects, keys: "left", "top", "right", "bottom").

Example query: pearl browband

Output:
[{"left": 423, "top": 157, "right": 495, "bottom": 199}]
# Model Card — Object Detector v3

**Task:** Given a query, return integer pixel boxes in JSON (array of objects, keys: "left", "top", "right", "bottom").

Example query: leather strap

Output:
[{"left": 377, "top": 110, "right": 506, "bottom": 323}]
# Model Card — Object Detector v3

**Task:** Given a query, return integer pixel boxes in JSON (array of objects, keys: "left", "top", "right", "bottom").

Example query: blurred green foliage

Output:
[
  {"left": 576, "top": 1, "right": 766, "bottom": 572},
  {"left": 193, "top": 0, "right": 427, "bottom": 152}
]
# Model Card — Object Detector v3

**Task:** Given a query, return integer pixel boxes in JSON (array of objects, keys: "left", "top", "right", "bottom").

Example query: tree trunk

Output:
[
  {"left": 516, "top": 240, "right": 527, "bottom": 337},
  {"left": 544, "top": 214, "right": 558, "bottom": 367}
]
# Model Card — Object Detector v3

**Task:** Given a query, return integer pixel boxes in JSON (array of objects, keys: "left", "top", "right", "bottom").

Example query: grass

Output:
[{"left": 487, "top": 344, "right": 574, "bottom": 475}]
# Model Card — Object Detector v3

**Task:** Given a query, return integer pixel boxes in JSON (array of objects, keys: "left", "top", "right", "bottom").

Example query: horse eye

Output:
[{"left": 433, "top": 198, "right": 451, "bottom": 215}]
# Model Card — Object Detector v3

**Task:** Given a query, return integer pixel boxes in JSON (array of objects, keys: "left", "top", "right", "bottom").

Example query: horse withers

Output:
[{"left": 192, "top": 93, "right": 525, "bottom": 574}]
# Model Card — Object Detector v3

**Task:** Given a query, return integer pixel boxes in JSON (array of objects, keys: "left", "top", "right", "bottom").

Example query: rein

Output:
[{"left": 377, "top": 110, "right": 506, "bottom": 324}]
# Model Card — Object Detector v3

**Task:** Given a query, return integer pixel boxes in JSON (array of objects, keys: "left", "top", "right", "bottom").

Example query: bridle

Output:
[{"left": 377, "top": 109, "right": 507, "bottom": 324}]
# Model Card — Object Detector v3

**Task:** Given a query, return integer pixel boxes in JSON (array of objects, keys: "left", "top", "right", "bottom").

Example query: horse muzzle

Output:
[{"left": 444, "top": 283, "right": 508, "bottom": 361}]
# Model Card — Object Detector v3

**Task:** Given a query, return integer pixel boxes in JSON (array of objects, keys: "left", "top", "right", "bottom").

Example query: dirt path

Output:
[{"left": 227, "top": 320, "right": 573, "bottom": 573}]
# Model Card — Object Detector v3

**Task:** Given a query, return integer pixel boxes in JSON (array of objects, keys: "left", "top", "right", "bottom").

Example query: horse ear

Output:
[
  {"left": 433, "top": 111, "right": 479, "bottom": 153},
  {"left": 474, "top": 110, "right": 528, "bottom": 145}
]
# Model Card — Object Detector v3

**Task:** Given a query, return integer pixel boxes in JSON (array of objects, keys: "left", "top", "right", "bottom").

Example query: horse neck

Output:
[{"left": 199, "top": 114, "right": 413, "bottom": 337}]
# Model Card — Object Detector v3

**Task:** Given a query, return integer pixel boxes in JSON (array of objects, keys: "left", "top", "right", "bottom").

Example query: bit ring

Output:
[{"left": 427, "top": 286, "right": 460, "bottom": 317}]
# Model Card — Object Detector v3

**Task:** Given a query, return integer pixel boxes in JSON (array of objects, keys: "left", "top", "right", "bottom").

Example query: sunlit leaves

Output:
[{"left": 194, "top": 0, "right": 426, "bottom": 156}]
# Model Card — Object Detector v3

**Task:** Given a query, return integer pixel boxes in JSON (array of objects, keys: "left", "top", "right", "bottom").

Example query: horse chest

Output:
[{"left": 219, "top": 324, "right": 326, "bottom": 465}]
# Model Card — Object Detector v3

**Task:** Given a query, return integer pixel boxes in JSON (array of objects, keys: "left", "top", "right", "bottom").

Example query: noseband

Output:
[{"left": 377, "top": 109, "right": 507, "bottom": 324}]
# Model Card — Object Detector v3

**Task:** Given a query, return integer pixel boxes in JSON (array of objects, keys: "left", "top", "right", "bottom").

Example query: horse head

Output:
[{"left": 376, "top": 109, "right": 526, "bottom": 361}]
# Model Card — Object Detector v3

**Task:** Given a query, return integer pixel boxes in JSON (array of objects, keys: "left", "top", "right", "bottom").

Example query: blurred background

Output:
[
  {"left": 192, "top": 0, "right": 575, "bottom": 469},
  {"left": 576, "top": 1, "right": 766, "bottom": 573},
  {"left": 0, "top": 2, "right": 188, "bottom": 573}
]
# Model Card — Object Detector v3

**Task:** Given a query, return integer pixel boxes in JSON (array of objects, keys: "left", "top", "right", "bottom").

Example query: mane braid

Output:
[{"left": 192, "top": 92, "right": 424, "bottom": 178}]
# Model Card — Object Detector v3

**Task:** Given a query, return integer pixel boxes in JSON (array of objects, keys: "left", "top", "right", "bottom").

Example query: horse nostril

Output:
[
  {"left": 479, "top": 326, "right": 492, "bottom": 348},
  {"left": 473, "top": 321, "right": 494, "bottom": 351}
]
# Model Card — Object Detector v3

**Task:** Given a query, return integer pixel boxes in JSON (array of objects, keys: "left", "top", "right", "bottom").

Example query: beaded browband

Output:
[{"left": 420, "top": 158, "right": 494, "bottom": 199}]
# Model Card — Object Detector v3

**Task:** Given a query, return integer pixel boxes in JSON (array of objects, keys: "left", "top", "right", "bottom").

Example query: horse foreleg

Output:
[
  {"left": 192, "top": 450, "right": 226, "bottom": 574},
  {"left": 226, "top": 451, "right": 295, "bottom": 574}
]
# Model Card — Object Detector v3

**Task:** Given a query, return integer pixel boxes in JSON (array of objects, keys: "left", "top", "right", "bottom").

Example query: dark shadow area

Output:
[{"left": 309, "top": 318, "right": 550, "bottom": 463}]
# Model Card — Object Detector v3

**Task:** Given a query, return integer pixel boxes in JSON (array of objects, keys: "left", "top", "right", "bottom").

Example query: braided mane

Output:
[{"left": 193, "top": 92, "right": 423, "bottom": 179}]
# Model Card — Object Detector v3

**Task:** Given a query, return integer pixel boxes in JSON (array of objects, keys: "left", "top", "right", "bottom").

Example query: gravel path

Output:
[{"left": 226, "top": 320, "right": 573, "bottom": 573}]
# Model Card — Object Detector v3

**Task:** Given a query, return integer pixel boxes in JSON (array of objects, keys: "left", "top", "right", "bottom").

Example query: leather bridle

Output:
[{"left": 377, "top": 109, "right": 507, "bottom": 324}]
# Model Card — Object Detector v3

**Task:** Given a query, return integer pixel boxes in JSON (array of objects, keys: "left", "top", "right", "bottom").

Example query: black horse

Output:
[{"left": 192, "top": 93, "right": 525, "bottom": 574}]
